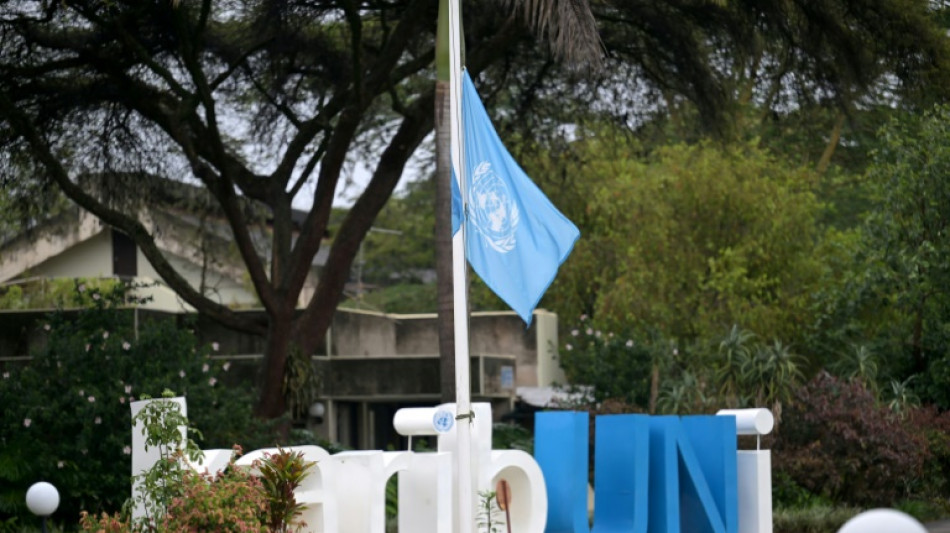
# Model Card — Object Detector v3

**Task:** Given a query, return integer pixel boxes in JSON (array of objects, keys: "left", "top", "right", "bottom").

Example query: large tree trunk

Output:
[
  {"left": 256, "top": 309, "right": 295, "bottom": 418},
  {"left": 435, "top": 0, "right": 456, "bottom": 403}
]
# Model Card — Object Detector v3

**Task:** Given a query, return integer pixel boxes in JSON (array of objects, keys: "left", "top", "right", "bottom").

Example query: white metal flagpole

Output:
[{"left": 447, "top": 0, "right": 475, "bottom": 532}]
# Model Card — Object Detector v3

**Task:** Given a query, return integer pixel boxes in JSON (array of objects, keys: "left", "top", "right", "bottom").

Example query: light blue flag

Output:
[{"left": 459, "top": 70, "right": 580, "bottom": 325}]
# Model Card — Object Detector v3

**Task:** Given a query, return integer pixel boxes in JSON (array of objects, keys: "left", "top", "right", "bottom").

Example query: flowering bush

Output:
[
  {"left": 0, "top": 281, "right": 263, "bottom": 524},
  {"left": 558, "top": 316, "right": 657, "bottom": 408}
]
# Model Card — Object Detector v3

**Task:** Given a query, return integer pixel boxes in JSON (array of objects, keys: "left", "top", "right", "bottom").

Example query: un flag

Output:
[{"left": 457, "top": 70, "right": 580, "bottom": 325}]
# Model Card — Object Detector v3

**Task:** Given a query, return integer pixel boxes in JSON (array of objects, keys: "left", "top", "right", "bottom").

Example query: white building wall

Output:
[{"left": 27, "top": 230, "right": 113, "bottom": 278}]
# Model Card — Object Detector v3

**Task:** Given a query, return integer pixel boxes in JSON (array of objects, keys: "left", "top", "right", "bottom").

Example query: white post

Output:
[{"left": 447, "top": 0, "right": 475, "bottom": 531}]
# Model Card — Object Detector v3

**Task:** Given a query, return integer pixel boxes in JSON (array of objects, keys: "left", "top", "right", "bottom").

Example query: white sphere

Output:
[
  {"left": 25, "top": 482, "right": 59, "bottom": 517},
  {"left": 837, "top": 509, "right": 927, "bottom": 533}
]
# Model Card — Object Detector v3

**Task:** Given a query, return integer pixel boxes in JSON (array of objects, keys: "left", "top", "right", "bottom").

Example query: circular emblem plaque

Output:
[{"left": 433, "top": 409, "right": 455, "bottom": 433}]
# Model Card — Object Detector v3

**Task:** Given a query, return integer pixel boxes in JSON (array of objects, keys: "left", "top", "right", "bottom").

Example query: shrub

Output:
[
  {"left": 773, "top": 372, "right": 928, "bottom": 506},
  {"left": 0, "top": 281, "right": 264, "bottom": 525},
  {"left": 79, "top": 397, "right": 311, "bottom": 533},
  {"left": 559, "top": 319, "right": 656, "bottom": 408}
]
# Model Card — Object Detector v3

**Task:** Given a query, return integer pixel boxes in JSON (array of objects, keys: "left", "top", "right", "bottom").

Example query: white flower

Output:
[
  {"left": 78, "top": 283, "right": 86, "bottom": 292},
  {"left": 595, "top": 330, "right": 602, "bottom": 338},
  {"left": 179, "top": 370, "right": 186, "bottom": 378},
  {"left": 119, "top": 397, "right": 126, "bottom": 404},
  {"left": 43, "top": 323, "right": 51, "bottom": 331},
  {"left": 122, "top": 445, "right": 131, "bottom": 455},
  {"left": 208, "top": 377, "right": 217, "bottom": 387},
  {"left": 222, "top": 362, "right": 231, "bottom": 372},
  {"left": 580, "top": 314, "right": 588, "bottom": 321},
  {"left": 92, "top": 293, "right": 100, "bottom": 301},
  {"left": 565, "top": 343, "right": 573, "bottom": 351},
  {"left": 571, "top": 329, "right": 579, "bottom": 337},
  {"left": 57, "top": 461, "right": 64, "bottom": 469},
  {"left": 79, "top": 389, "right": 84, "bottom": 396},
  {"left": 81, "top": 449, "right": 88, "bottom": 455},
  {"left": 608, "top": 332, "right": 614, "bottom": 338},
  {"left": 87, "top": 396, "right": 95, "bottom": 403},
  {"left": 585, "top": 328, "right": 593, "bottom": 335},
  {"left": 211, "top": 342, "right": 220, "bottom": 352},
  {"left": 2, "top": 372, "right": 8, "bottom": 379},
  {"left": 673, "top": 348, "right": 679, "bottom": 356},
  {"left": 202, "top": 363, "right": 210, "bottom": 373},
  {"left": 23, "top": 418, "right": 31, "bottom": 428},
  {"left": 122, "top": 341, "right": 131, "bottom": 350},
  {"left": 102, "top": 331, "right": 109, "bottom": 339},
  {"left": 94, "top": 417, "right": 101, "bottom": 425},
  {"left": 85, "top": 344, "right": 91, "bottom": 352},
  {"left": 626, "top": 340, "right": 634, "bottom": 348},
  {"left": 124, "top": 385, "right": 132, "bottom": 394}
]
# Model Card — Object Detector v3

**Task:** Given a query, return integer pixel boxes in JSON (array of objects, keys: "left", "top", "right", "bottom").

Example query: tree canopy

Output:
[{"left": 2, "top": 0, "right": 949, "bottom": 419}]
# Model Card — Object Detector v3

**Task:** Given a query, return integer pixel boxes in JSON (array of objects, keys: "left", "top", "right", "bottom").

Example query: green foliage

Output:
[
  {"left": 80, "top": 400, "right": 312, "bottom": 533},
  {"left": 491, "top": 423, "right": 534, "bottom": 454},
  {"left": 772, "top": 505, "right": 862, "bottom": 533},
  {"left": 558, "top": 317, "right": 656, "bottom": 408},
  {"left": 476, "top": 490, "right": 505, "bottom": 533},
  {"left": 531, "top": 134, "right": 827, "bottom": 344},
  {"left": 0, "top": 278, "right": 122, "bottom": 310},
  {"left": 0, "top": 281, "right": 264, "bottom": 525},
  {"left": 131, "top": 391, "right": 203, "bottom": 529},
  {"left": 826, "top": 104, "right": 950, "bottom": 406}
]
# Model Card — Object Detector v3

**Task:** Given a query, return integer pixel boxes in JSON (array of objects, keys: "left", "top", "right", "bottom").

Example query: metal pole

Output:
[{"left": 448, "top": 0, "right": 475, "bottom": 531}]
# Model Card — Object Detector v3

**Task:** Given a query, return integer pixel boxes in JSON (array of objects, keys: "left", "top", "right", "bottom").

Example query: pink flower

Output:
[
  {"left": 123, "top": 445, "right": 131, "bottom": 455},
  {"left": 211, "top": 342, "right": 220, "bottom": 352},
  {"left": 78, "top": 283, "right": 86, "bottom": 292},
  {"left": 94, "top": 417, "right": 101, "bottom": 425},
  {"left": 119, "top": 397, "right": 126, "bottom": 404},
  {"left": 87, "top": 396, "right": 95, "bottom": 403},
  {"left": 208, "top": 377, "right": 217, "bottom": 387},
  {"left": 202, "top": 363, "right": 210, "bottom": 373},
  {"left": 122, "top": 341, "right": 131, "bottom": 350},
  {"left": 23, "top": 418, "right": 31, "bottom": 428}
]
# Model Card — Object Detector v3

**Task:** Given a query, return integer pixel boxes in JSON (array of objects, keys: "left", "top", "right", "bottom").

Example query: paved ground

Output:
[{"left": 927, "top": 519, "right": 950, "bottom": 533}]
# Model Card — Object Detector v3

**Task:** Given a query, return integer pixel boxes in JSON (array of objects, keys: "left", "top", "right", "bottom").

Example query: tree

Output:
[
  {"left": 530, "top": 133, "right": 827, "bottom": 343},
  {"left": 3, "top": 0, "right": 948, "bottom": 421},
  {"left": 0, "top": 0, "right": 528, "bottom": 419}
]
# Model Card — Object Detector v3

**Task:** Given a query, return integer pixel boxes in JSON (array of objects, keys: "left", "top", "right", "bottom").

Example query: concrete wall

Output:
[
  {"left": 330, "top": 310, "right": 397, "bottom": 356},
  {"left": 27, "top": 230, "right": 113, "bottom": 279}
]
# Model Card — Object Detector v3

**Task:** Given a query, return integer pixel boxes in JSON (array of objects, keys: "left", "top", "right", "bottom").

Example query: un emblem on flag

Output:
[{"left": 470, "top": 162, "right": 519, "bottom": 253}]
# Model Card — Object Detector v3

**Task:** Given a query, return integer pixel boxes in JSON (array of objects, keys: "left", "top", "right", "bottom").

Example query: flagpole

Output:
[{"left": 447, "top": 0, "right": 475, "bottom": 532}]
